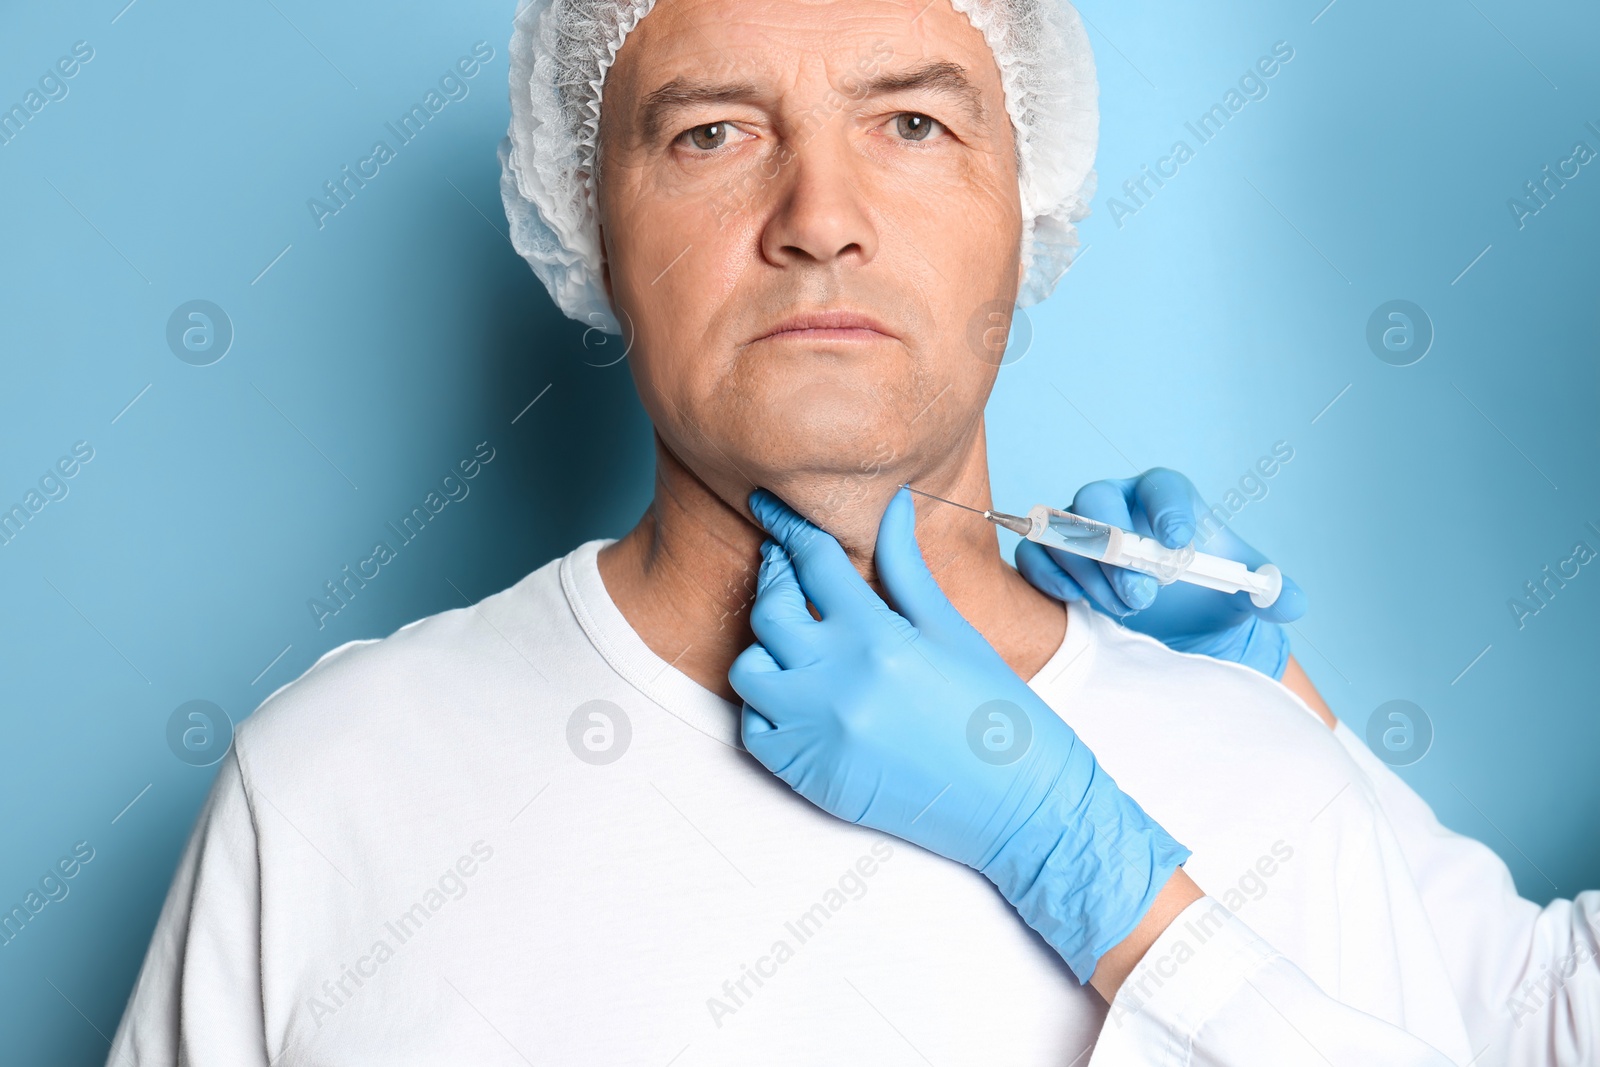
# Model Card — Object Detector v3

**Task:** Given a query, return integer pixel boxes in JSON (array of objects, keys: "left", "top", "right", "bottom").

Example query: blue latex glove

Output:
[
  {"left": 1014, "top": 468, "right": 1307, "bottom": 680},
  {"left": 729, "top": 485, "right": 1190, "bottom": 984}
]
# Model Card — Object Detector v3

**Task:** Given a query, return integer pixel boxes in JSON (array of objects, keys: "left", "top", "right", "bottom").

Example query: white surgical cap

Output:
[{"left": 499, "top": 0, "right": 1099, "bottom": 336}]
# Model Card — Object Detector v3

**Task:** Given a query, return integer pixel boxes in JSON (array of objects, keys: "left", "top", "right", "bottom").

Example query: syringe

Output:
[{"left": 903, "top": 485, "right": 1282, "bottom": 608}]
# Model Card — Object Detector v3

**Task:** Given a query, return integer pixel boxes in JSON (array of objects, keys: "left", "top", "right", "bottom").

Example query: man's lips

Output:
[{"left": 751, "top": 309, "right": 896, "bottom": 343}]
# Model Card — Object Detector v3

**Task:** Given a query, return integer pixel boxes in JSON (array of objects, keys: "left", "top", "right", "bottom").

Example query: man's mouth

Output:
[{"left": 750, "top": 308, "right": 896, "bottom": 344}]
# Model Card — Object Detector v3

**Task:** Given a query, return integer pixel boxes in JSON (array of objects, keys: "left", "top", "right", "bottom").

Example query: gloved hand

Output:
[
  {"left": 1014, "top": 468, "right": 1307, "bottom": 680},
  {"left": 730, "top": 485, "right": 1190, "bottom": 984}
]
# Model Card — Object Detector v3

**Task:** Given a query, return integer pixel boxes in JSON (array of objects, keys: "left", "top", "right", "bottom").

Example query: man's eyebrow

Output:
[
  {"left": 861, "top": 60, "right": 987, "bottom": 128},
  {"left": 639, "top": 78, "right": 764, "bottom": 143},
  {"left": 636, "top": 60, "right": 987, "bottom": 143}
]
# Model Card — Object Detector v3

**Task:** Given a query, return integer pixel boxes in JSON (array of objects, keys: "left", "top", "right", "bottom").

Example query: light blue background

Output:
[{"left": 1, "top": 0, "right": 1595, "bottom": 1060}]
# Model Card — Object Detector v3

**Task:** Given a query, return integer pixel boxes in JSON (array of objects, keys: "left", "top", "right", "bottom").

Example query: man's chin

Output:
[
  {"left": 749, "top": 378, "right": 912, "bottom": 439},
  {"left": 728, "top": 413, "right": 908, "bottom": 476}
]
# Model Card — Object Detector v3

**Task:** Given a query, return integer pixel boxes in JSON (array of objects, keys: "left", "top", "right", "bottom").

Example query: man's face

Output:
[{"left": 597, "top": 0, "right": 1021, "bottom": 531}]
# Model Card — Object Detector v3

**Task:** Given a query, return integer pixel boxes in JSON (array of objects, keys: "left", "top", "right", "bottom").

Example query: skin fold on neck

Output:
[{"left": 597, "top": 419, "right": 1068, "bottom": 706}]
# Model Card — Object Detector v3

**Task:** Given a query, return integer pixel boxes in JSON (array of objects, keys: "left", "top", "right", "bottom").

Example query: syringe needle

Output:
[
  {"left": 900, "top": 484, "right": 1032, "bottom": 535},
  {"left": 901, "top": 483, "right": 988, "bottom": 516}
]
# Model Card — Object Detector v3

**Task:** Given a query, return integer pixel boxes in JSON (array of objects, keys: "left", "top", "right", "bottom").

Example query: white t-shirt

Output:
[{"left": 107, "top": 539, "right": 1600, "bottom": 1065}]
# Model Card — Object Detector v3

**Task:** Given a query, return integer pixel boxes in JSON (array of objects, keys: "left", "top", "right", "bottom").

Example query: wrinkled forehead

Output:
[{"left": 601, "top": 0, "right": 1007, "bottom": 143}]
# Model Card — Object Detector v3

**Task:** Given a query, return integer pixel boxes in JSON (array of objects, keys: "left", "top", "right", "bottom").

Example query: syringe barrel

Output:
[
  {"left": 1029, "top": 506, "right": 1281, "bottom": 606},
  {"left": 1029, "top": 505, "right": 1114, "bottom": 561},
  {"left": 1030, "top": 506, "right": 1194, "bottom": 582}
]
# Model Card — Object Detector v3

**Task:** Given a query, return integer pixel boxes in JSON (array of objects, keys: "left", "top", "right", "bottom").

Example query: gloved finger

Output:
[
  {"left": 1069, "top": 479, "right": 1159, "bottom": 612},
  {"left": 1250, "top": 569, "right": 1308, "bottom": 624},
  {"left": 1131, "top": 468, "right": 1199, "bottom": 549},
  {"left": 1014, "top": 538, "right": 1088, "bottom": 603},
  {"left": 728, "top": 641, "right": 790, "bottom": 723},
  {"left": 749, "top": 488, "right": 887, "bottom": 624},
  {"left": 739, "top": 703, "right": 804, "bottom": 780},
  {"left": 1043, "top": 543, "right": 1148, "bottom": 618},
  {"left": 747, "top": 539, "right": 821, "bottom": 669},
  {"left": 872, "top": 485, "right": 960, "bottom": 638},
  {"left": 740, "top": 701, "right": 776, "bottom": 742}
]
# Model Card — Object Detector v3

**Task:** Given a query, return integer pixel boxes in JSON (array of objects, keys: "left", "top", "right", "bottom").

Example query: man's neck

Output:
[{"left": 596, "top": 431, "right": 1068, "bottom": 704}]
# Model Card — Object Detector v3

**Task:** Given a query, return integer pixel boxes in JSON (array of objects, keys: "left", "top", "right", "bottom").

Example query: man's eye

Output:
[
  {"left": 680, "top": 122, "right": 735, "bottom": 152},
  {"left": 892, "top": 112, "right": 944, "bottom": 142}
]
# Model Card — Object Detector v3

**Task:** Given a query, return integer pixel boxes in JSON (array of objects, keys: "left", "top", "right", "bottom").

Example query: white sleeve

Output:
[
  {"left": 106, "top": 746, "right": 271, "bottom": 1067},
  {"left": 1331, "top": 721, "right": 1600, "bottom": 1066},
  {"left": 1090, "top": 896, "right": 1456, "bottom": 1066}
]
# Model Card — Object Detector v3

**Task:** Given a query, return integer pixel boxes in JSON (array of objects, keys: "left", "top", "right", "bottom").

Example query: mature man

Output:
[{"left": 109, "top": 0, "right": 1599, "bottom": 1063}]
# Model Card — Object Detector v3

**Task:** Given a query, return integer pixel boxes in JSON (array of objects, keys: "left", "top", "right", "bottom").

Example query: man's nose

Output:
[{"left": 757, "top": 130, "right": 880, "bottom": 270}]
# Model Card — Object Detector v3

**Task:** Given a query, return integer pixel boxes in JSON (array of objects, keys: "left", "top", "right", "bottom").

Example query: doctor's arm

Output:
[
  {"left": 1279, "top": 656, "right": 1336, "bottom": 727},
  {"left": 1025, "top": 470, "right": 1600, "bottom": 1063},
  {"left": 1333, "top": 724, "right": 1600, "bottom": 1066}
]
